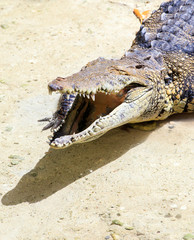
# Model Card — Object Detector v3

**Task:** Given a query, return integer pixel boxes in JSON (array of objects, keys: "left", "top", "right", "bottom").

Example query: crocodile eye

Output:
[{"left": 135, "top": 64, "right": 144, "bottom": 69}]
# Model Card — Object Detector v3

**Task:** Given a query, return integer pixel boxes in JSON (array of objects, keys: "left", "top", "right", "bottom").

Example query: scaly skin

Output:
[{"left": 40, "top": 0, "right": 194, "bottom": 148}]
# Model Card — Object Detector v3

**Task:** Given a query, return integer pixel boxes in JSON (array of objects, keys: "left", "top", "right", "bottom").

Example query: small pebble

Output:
[
  {"left": 8, "top": 155, "right": 24, "bottom": 161},
  {"left": 175, "top": 214, "right": 182, "bottom": 219},
  {"left": 183, "top": 233, "right": 194, "bottom": 240},
  {"left": 180, "top": 205, "right": 187, "bottom": 210},
  {"left": 164, "top": 213, "right": 173, "bottom": 218},
  {"left": 1, "top": 24, "right": 8, "bottom": 29},
  {"left": 105, "top": 236, "right": 110, "bottom": 240},
  {"left": 125, "top": 226, "right": 134, "bottom": 230},
  {"left": 168, "top": 124, "right": 174, "bottom": 129},
  {"left": 119, "top": 207, "right": 125, "bottom": 211},
  {"left": 9, "top": 155, "right": 19, "bottom": 159},
  {"left": 10, "top": 160, "right": 19, "bottom": 165},
  {"left": 29, "top": 171, "right": 38, "bottom": 177},
  {"left": 5, "top": 126, "right": 13, "bottom": 132},
  {"left": 29, "top": 59, "right": 37, "bottom": 64},
  {"left": 137, "top": 231, "right": 144, "bottom": 236},
  {"left": 170, "top": 204, "right": 178, "bottom": 208},
  {"left": 111, "top": 220, "right": 123, "bottom": 226},
  {"left": 173, "top": 162, "right": 180, "bottom": 167},
  {"left": 110, "top": 233, "right": 120, "bottom": 240}
]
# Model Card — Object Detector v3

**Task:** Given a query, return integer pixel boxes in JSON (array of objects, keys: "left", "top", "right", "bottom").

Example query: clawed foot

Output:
[{"left": 38, "top": 112, "right": 65, "bottom": 132}]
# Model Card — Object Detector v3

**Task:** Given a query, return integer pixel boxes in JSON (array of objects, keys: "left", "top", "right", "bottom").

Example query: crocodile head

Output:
[{"left": 44, "top": 52, "right": 166, "bottom": 148}]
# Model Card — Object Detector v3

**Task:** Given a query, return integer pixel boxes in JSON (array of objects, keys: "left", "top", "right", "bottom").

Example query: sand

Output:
[{"left": 0, "top": 0, "right": 194, "bottom": 239}]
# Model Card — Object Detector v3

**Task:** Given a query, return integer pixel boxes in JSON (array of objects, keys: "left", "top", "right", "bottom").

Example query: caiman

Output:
[{"left": 40, "top": 0, "right": 194, "bottom": 148}]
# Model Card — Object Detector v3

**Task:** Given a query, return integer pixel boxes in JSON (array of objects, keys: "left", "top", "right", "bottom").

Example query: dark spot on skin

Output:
[{"left": 144, "top": 56, "right": 151, "bottom": 61}]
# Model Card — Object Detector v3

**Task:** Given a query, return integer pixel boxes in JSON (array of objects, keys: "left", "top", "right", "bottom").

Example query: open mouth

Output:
[
  {"left": 39, "top": 85, "right": 134, "bottom": 148},
  {"left": 55, "top": 91, "right": 125, "bottom": 134}
]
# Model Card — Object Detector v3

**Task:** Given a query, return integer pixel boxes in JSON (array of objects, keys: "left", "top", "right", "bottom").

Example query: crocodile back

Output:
[
  {"left": 130, "top": 0, "right": 194, "bottom": 113},
  {"left": 132, "top": 0, "right": 193, "bottom": 55}
]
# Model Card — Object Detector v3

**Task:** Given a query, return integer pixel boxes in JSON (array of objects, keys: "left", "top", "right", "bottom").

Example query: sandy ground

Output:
[{"left": 0, "top": 0, "right": 194, "bottom": 239}]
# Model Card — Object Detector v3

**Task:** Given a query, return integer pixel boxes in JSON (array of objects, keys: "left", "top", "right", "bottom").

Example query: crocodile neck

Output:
[{"left": 163, "top": 52, "right": 194, "bottom": 114}]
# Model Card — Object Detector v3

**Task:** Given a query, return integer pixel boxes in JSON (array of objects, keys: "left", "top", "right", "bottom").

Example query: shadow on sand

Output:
[
  {"left": 2, "top": 113, "right": 193, "bottom": 205},
  {"left": 2, "top": 126, "right": 150, "bottom": 205}
]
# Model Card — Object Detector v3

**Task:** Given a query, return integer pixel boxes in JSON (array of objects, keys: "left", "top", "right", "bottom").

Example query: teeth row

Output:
[
  {"left": 50, "top": 107, "right": 115, "bottom": 148},
  {"left": 65, "top": 93, "right": 96, "bottom": 101},
  {"left": 50, "top": 118, "right": 107, "bottom": 148},
  {"left": 54, "top": 88, "right": 115, "bottom": 99}
]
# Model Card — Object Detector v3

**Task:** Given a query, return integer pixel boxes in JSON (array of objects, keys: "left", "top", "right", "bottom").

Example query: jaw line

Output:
[{"left": 50, "top": 87, "right": 153, "bottom": 149}]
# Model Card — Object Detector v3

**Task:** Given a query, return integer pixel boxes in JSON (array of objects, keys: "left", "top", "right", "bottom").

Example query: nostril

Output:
[{"left": 56, "top": 77, "right": 65, "bottom": 81}]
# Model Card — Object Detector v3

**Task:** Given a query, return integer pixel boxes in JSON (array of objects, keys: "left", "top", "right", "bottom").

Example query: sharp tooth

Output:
[
  {"left": 48, "top": 135, "right": 53, "bottom": 140},
  {"left": 93, "top": 126, "right": 100, "bottom": 132},
  {"left": 96, "top": 121, "right": 104, "bottom": 128},
  {"left": 83, "top": 93, "right": 85, "bottom": 98},
  {"left": 57, "top": 143, "right": 63, "bottom": 147},
  {"left": 92, "top": 89, "right": 97, "bottom": 94},
  {"left": 66, "top": 94, "right": 70, "bottom": 100},
  {"left": 91, "top": 94, "right": 95, "bottom": 101},
  {"left": 86, "top": 94, "right": 90, "bottom": 99},
  {"left": 79, "top": 93, "right": 82, "bottom": 97},
  {"left": 86, "top": 132, "right": 90, "bottom": 136}
]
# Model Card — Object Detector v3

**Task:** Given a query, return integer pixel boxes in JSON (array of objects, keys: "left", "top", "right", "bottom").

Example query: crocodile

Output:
[{"left": 40, "top": 0, "right": 194, "bottom": 148}]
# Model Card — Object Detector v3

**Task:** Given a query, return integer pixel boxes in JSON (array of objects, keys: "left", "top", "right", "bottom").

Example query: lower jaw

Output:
[{"left": 50, "top": 92, "right": 125, "bottom": 144}]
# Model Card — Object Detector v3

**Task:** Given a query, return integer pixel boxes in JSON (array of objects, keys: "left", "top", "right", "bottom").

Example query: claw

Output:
[
  {"left": 51, "top": 118, "right": 63, "bottom": 131},
  {"left": 39, "top": 113, "right": 64, "bottom": 131},
  {"left": 38, "top": 117, "right": 51, "bottom": 122},
  {"left": 39, "top": 93, "right": 77, "bottom": 133},
  {"left": 42, "top": 121, "right": 55, "bottom": 131}
]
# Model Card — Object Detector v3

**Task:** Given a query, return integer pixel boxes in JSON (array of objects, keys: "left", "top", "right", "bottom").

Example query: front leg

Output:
[{"left": 38, "top": 93, "right": 77, "bottom": 132}]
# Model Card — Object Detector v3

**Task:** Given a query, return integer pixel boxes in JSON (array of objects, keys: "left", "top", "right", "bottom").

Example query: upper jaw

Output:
[
  {"left": 47, "top": 57, "right": 146, "bottom": 97},
  {"left": 47, "top": 58, "right": 117, "bottom": 95}
]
